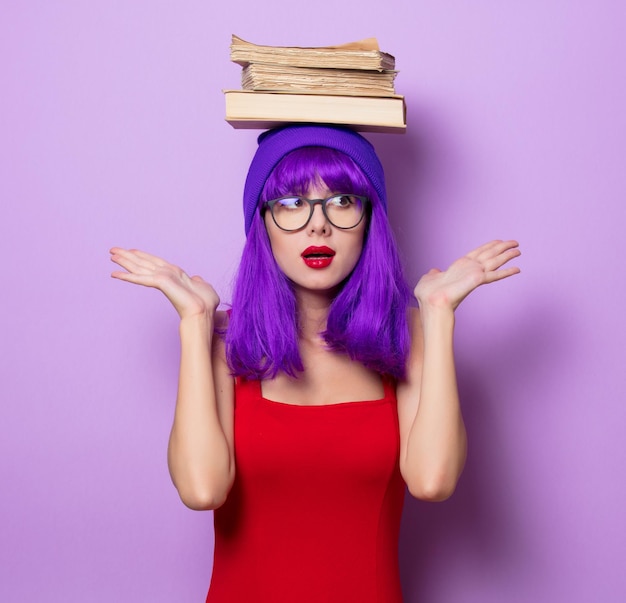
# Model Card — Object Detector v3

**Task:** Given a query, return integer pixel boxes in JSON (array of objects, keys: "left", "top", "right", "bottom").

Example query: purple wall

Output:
[{"left": 2, "top": 2, "right": 624, "bottom": 601}]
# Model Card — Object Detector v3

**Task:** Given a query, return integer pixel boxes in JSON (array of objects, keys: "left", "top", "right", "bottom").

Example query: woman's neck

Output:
[{"left": 294, "top": 286, "right": 336, "bottom": 343}]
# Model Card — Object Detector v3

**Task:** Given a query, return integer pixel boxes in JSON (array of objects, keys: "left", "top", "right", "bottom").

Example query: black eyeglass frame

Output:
[{"left": 264, "top": 194, "right": 370, "bottom": 232}]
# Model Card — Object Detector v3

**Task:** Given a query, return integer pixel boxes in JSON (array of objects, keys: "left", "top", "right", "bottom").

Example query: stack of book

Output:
[{"left": 224, "top": 35, "right": 406, "bottom": 133}]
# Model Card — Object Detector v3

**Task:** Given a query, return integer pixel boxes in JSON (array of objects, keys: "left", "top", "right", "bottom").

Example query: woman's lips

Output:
[{"left": 301, "top": 246, "right": 335, "bottom": 269}]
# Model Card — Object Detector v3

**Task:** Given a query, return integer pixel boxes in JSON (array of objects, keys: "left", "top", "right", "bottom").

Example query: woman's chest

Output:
[{"left": 233, "top": 393, "right": 400, "bottom": 490}]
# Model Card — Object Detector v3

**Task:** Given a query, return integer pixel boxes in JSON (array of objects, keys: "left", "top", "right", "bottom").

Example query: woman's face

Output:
[{"left": 264, "top": 181, "right": 367, "bottom": 297}]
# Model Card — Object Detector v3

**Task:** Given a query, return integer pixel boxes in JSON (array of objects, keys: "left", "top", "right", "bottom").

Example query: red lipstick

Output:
[{"left": 301, "top": 246, "right": 335, "bottom": 269}]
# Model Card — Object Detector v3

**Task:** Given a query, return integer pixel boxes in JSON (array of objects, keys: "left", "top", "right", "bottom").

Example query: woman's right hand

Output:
[{"left": 110, "top": 248, "right": 219, "bottom": 319}]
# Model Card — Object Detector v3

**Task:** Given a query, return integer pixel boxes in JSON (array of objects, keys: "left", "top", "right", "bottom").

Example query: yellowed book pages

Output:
[
  {"left": 241, "top": 64, "right": 398, "bottom": 96},
  {"left": 230, "top": 35, "right": 396, "bottom": 71},
  {"left": 224, "top": 90, "right": 406, "bottom": 133}
]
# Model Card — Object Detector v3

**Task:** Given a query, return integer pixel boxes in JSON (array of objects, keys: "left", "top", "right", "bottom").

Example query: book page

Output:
[{"left": 231, "top": 35, "right": 380, "bottom": 52}]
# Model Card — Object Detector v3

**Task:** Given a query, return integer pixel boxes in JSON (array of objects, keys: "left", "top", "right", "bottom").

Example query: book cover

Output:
[{"left": 224, "top": 90, "right": 406, "bottom": 133}]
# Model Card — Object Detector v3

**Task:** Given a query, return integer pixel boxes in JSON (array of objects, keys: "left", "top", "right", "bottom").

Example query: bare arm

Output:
[
  {"left": 110, "top": 248, "right": 235, "bottom": 510},
  {"left": 397, "top": 240, "right": 521, "bottom": 501}
]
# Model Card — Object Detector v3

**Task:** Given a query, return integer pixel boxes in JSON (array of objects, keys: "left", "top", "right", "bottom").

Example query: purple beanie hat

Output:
[{"left": 242, "top": 124, "right": 387, "bottom": 234}]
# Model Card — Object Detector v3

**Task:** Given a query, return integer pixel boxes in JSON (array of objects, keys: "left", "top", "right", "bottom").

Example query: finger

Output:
[
  {"left": 483, "top": 247, "right": 522, "bottom": 271},
  {"left": 482, "top": 240, "right": 520, "bottom": 261},
  {"left": 110, "top": 253, "right": 155, "bottom": 276},
  {"left": 111, "top": 254, "right": 166, "bottom": 284},
  {"left": 465, "top": 240, "right": 503, "bottom": 260},
  {"left": 468, "top": 240, "right": 519, "bottom": 262},
  {"left": 110, "top": 248, "right": 163, "bottom": 271},
  {"left": 110, "top": 270, "right": 159, "bottom": 287},
  {"left": 484, "top": 266, "right": 521, "bottom": 283},
  {"left": 110, "top": 248, "right": 171, "bottom": 271},
  {"left": 126, "top": 248, "right": 170, "bottom": 267}
]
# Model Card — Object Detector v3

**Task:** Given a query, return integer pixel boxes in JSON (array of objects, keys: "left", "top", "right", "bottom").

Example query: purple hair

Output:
[{"left": 225, "top": 147, "right": 411, "bottom": 380}]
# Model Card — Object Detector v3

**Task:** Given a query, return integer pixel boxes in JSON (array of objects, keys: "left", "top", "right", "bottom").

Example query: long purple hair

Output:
[{"left": 225, "top": 147, "right": 411, "bottom": 380}]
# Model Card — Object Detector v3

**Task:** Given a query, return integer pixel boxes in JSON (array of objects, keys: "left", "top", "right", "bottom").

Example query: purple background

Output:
[{"left": 2, "top": 2, "right": 625, "bottom": 602}]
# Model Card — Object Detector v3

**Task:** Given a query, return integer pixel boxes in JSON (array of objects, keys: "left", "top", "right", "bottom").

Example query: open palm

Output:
[
  {"left": 110, "top": 248, "right": 219, "bottom": 319},
  {"left": 414, "top": 240, "right": 521, "bottom": 311}
]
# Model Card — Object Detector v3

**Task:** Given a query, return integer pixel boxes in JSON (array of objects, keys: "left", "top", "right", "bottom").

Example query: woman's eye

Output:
[
  {"left": 330, "top": 195, "right": 355, "bottom": 207},
  {"left": 279, "top": 197, "right": 304, "bottom": 209}
]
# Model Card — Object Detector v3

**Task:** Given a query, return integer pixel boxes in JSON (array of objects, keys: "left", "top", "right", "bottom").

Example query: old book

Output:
[
  {"left": 230, "top": 35, "right": 395, "bottom": 72},
  {"left": 241, "top": 63, "right": 397, "bottom": 97},
  {"left": 224, "top": 90, "right": 406, "bottom": 133}
]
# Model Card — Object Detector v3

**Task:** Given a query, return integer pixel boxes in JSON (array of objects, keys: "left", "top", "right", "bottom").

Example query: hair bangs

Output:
[{"left": 260, "top": 147, "right": 373, "bottom": 202}]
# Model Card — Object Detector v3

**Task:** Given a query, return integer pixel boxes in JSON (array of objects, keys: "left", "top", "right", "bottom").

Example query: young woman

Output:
[{"left": 110, "top": 125, "right": 520, "bottom": 602}]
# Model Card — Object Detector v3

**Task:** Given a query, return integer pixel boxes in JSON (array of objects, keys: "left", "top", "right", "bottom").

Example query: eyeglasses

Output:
[{"left": 265, "top": 194, "right": 369, "bottom": 232}]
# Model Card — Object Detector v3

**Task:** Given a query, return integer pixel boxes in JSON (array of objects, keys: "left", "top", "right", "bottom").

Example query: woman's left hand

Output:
[{"left": 414, "top": 240, "right": 521, "bottom": 311}]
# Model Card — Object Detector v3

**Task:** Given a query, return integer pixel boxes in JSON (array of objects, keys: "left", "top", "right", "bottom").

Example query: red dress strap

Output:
[{"left": 233, "top": 376, "right": 261, "bottom": 406}]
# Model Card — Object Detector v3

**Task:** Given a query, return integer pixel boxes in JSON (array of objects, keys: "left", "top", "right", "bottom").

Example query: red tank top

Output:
[{"left": 206, "top": 377, "right": 406, "bottom": 602}]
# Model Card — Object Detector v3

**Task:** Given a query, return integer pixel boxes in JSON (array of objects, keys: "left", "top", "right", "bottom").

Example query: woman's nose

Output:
[{"left": 308, "top": 203, "right": 330, "bottom": 234}]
